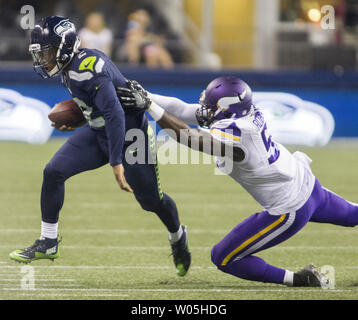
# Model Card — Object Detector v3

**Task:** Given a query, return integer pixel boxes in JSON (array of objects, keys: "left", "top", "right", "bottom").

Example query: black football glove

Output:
[{"left": 116, "top": 80, "right": 151, "bottom": 110}]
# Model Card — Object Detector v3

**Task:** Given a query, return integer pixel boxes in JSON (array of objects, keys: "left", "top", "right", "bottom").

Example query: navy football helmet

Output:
[
  {"left": 29, "top": 16, "right": 81, "bottom": 78},
  {"left": 196, "top": 76, "right": 253, "bottom": 128}
]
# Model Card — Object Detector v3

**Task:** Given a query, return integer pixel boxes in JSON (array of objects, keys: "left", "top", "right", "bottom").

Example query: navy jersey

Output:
[{"left": 61, "top": 48, "right": 146, "bottom": 166}]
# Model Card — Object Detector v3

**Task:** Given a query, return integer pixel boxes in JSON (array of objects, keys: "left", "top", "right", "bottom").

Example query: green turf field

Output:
[{"left": 1, "top": 138, "right": 358, "bottom": 300}]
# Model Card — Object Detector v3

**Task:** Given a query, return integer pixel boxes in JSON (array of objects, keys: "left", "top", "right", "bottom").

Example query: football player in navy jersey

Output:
[{"left": 9, "top": 16, "right": 191, "bottom": 277}]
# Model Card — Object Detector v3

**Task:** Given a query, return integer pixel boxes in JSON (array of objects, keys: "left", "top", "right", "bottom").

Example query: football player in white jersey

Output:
[{"left": 117, "top": 77, "right": 358, "bottom": 287}]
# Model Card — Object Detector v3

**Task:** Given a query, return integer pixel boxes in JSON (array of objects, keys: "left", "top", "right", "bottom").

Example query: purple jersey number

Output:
[{"left": 261, "top": 123, "right": 280, "bottom": 164}]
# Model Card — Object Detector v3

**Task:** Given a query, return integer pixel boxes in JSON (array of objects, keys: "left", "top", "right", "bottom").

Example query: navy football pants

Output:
[{"left": 40, "top": 124, "right": 181, "bottom": 233}]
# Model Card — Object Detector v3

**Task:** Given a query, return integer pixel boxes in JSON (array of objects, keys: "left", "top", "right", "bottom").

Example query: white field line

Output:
[
  {"left": 1, "top": 245, "right": 358, "bottom": 251},
  {"left": 0, "top": 228, "right": 357, "bottom": 234},
  {"left": 0, "top": 265, "right": 180, "bottom": 270},
  {"left": 0, "top": 278, "right": 76, "bottom": 282},
  {"left": 1, "top": 265, "right": 358, "bottom": 270},
  {"left": 2, "top": 287, "right": 350, "bottom": 293},
  {"left": 0, "top": 284, "right": 81, "bottom": 289},
  {"left": 18, "top": 293, "right": 129, "bottom": 297},
  {"left": 2, "top": 229, "right": 220, "bottom": 233},
  {"left": 0, "top": 274, "right": 76, "bottom": 280},
  {"left": 0, "top": 245, "right": 210, "bottom": 250}
]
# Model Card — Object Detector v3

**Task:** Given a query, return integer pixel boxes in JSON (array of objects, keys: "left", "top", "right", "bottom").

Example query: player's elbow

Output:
[{"left": 102, "top": 102, "right": 125, "bottom": 123}]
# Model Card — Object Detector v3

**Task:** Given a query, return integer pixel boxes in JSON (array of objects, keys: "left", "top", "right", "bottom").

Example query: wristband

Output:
[{"left": 148, "top": 101, "right": 165, "bottom": 121}]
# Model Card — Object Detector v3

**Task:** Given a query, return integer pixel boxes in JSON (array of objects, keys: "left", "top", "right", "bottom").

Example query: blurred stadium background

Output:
[
  {"left": 1, "top": 0, "right": 357, "bottom": 139},
  {"left": 1, "top": 0, "right": 358, "bottom": 300},
  {"left": 2, "top": 0, "right": 358, "bottom": 70}
]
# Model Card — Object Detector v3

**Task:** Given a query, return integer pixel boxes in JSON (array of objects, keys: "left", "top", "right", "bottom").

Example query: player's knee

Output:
[
  {"left": 137, "top": 197, "right": 162, "bottom": 212},
  {"left": 344, "top": 219, "right": 358, "bottom": 227},
  {"left": 43, "top": 162, "right": 66, "bottom": 182},
  {"left": 137, "top": 193, "right": 175, "bottom": 213},
  {"left": 211, "top": 243, "right": 224, "bottom": 267}
]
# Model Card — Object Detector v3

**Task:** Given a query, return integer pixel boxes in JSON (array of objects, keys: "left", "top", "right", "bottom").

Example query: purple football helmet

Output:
[{"left": 196, "top": 76, "right": 253, "bottom": 128}]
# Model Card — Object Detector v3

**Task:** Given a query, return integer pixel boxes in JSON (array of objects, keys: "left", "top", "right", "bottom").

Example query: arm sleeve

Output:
[
  {"left": 149, "top": 93, "right": 200, "bottom": 126},
  {"left": 93, "top": 78, "right": 126, "bottom": 166}
]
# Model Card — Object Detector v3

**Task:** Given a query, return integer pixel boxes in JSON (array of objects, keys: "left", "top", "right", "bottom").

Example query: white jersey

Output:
[{"left": 210, "top": 107, "right": 316, "bottom": 215}]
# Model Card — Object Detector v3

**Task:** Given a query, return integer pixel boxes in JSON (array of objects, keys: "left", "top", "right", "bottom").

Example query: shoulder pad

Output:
[
  {"left": 210, "top": 119, "right": 242, "bottom": 143},
  {"left": 234, "top": 115, "right": 260, "bottom": 133},
  {"left": 68, "top": 49, "right": 105, "bottom": 82}
]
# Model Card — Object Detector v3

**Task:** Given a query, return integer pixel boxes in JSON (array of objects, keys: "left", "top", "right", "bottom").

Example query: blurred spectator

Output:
[
  {"left": 345, "top": 0, "right": 358, "bottom": 28},
  {"left": 137, "top": 2, "right": 186, "bottom": 64},
  {"left": 117, "top": 9, "right": 174, "bottom": 68},
  {"left": 78, "top": 12, "right": 113, "bottom": 57}
]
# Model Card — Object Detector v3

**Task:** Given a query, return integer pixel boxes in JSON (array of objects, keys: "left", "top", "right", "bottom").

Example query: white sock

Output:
[
  {"left": 283, "top": 270, "right": 294, "bottom": 286},
  {"left": 168, "top": 226, "right": 183, "bottom": 243},
  {"left": 41, "top": 221, "right": 58, "bottom": 239}
]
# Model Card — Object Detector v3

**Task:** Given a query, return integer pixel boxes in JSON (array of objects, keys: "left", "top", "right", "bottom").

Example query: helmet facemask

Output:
[
  {"left": 196, "top": 90, "right": 216, "bottom": 128},
  {"left": 29, "top": 21, "right": 81, "bottom": 79},
  {"left": 29, "top": 44, "right": 61, "bottom": 78}
]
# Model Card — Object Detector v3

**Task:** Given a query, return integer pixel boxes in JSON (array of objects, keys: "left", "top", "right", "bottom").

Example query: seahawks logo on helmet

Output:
[{"left": 54, "top": 19, "right": 75, "bottom": 36}]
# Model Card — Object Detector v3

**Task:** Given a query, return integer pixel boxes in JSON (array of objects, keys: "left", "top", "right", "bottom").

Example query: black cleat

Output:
[
  {"left": 293, "top": 264, "right": 330, "bottom": 288},
  {"left": 170, "top": 225, "right": 191, "bottom": 276}
]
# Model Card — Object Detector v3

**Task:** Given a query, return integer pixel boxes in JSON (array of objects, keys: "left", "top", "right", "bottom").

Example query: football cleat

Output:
[
  {"left": 293, "top": 264, "right": 330, "bottom": 288},
  {"left": 170, "top": 225, "right": 191, "bottom": 277},
  {"left": 9, "top": 236, "right": 60, "bottom": 264}
]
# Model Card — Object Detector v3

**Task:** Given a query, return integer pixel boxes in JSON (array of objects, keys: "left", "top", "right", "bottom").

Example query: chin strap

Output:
[{"left": 52, "top": 34, "right": 81, "bottom": 77}]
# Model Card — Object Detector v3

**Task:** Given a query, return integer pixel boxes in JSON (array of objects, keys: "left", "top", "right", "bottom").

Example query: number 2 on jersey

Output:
[{"left": 261, "top": 123, "right": 280, "bottom": 164}]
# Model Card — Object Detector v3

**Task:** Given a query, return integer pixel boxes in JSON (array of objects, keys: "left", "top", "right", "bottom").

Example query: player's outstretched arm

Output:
[
  {"left": 117, "top": 83, "right": 244, "bottom": 161},
  {"left": 154, "top": 104, "right": 244, "bottom": 162},
  {"left": 117, "top": 80, "right": 200, "bottom": 125},
  {"left": 149, "top": 93, "right": 200, "bottom": 126}
]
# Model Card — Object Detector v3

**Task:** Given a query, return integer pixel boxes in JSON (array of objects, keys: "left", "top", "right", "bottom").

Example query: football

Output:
[{"left": 48, "top": 99, "right": 86, "bottom": 129}]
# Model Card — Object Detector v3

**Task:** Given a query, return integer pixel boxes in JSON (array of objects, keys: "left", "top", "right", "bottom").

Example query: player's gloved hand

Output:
[{"left": 116, "top": 80, "right": 151, "bottom": 110}]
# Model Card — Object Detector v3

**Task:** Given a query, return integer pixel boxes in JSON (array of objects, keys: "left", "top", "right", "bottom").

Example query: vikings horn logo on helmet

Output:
[
  {"left": 217, "top": 96, "right": 240, "bottom": 111},
  {"left": 217, "top": 93, "right": 245, "bottom": 112},
  {"left": 239, "top": 89, "right": 247, "bottom": 101}
]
